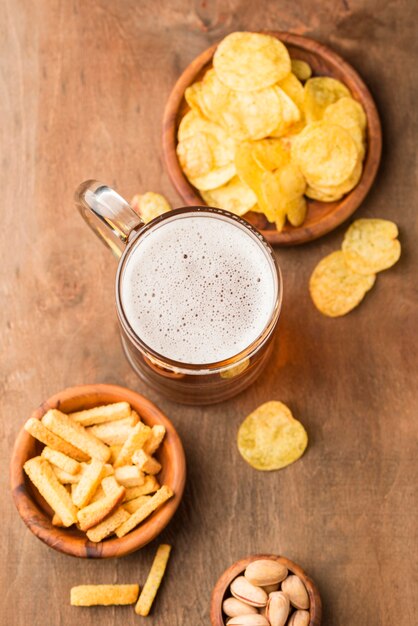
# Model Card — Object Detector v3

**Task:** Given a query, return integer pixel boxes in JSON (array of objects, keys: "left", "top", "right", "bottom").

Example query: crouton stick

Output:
[
  {"left": 24, "top": 457, "right": 78, "bottom": 527},
  {"left": 41, "top": 447, "right": 81, "bottom": 475},
  {"left": 144, "top": 425, "right": 166, "bottom": 455},
  {"left": 42, "top": 409, "right": 110, "bottom": 462},
  {"left": 86, "top": 507, "right": 130, "bottom": 543},
  {"left": 69, "top": 402, "right": 131, "bottom": 426},
  {"left": 77, "top": 486, "right": 125, "bottom": 531},
  {"left": 72, "top": 459, "right": 104, "bottom": 508},
  {"left": 116, "top": 486, "right": 173, "bottom": 538},
  {"left": 123, "top": 476, "right": 160, "bottom": 502},
  {"left": 24, "top": 418, "right": 88, "bottom": 462},
  {"left": 132, "top": 449, "right": 161, "bottom": 475},
  {"left": 71, "top": 584, "right": 139, "bottom": 606},
  {"left": 135, "top": 544, "right": 172, "bottom": 616},
  {"left": 114, "top": 422, "right": 152, "bottom": 468},
  {"left": 87, "top": 420, "right": 136, "bottom": 446}
]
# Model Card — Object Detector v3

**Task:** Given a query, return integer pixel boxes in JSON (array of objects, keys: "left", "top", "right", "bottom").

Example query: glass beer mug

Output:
[{"left": 75, "top": 181, "right": 282, "bottom": 405}]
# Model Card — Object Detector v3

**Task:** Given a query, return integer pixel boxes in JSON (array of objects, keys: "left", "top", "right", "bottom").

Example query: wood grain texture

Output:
[
  {"left": 162, "top": 31, "right": 382, "bottom": 245},
  {"left": 1, "top": 0, "right": 417, "bottom": 625}
]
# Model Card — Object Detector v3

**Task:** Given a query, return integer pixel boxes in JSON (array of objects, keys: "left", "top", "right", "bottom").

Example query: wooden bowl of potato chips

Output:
[
  {"left": 163, "top": 31, "right": 382, "bottom": 245},
  {"left": 10, "top": 384, "right": 186, "bottom": 558}
]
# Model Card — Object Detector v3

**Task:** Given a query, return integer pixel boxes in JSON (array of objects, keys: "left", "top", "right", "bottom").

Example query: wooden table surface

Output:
[{"left": 2, "top": 1, "right": 417, "bottom": 625}]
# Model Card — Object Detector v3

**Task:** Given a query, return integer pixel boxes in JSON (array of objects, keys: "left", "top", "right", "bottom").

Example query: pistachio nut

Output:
[
  {"left": 265, "top": 591, "right": 290, "bottom": 626},
  {"left": 245, "top": 559, "right": 288, "bottom": 587},
  {"left": 281, "top": 575, "right": 310, "bottom": 610},
  {"left": 227, "top": 615, "right": 270, "bottom": 626},
  {"left": 230, "top": 576, "right": 268, "bottom": 608},
  {"left": 223, "top": 597, "right": 258, "bottom": 617},
  {"left": 288, "top": 609, "right": 310, "bottom": 626}
]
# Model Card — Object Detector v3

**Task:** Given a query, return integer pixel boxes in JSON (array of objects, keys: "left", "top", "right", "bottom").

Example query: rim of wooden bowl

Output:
[
  {"left": 10, "top": 384, "right": 186, "bottom": 558},
  {"left": 162, "top": 31, "right": 382, "bottom": 246},
  {"left": 210, "top": 554, "right": 322, "bottom": 625}
]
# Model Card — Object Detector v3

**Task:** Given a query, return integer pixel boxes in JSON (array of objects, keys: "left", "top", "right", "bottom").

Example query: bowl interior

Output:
[
  {"left": 11, "top": 384, "right": 186, "bottom": 558},
  {"left": 163, "top": 31, "right": 382, "bottom": 245},
  {"left": 210, "top": 554, "right": 322, "bottom": 626}
]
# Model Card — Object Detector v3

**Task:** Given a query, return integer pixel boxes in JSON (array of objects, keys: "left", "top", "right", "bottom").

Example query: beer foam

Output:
[{"left": 120, "top": 214, "right": 277, "bottom": 364}]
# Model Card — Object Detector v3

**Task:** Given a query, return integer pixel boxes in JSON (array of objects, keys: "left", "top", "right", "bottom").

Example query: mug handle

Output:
[{"left": 75, "top": 180, "right": 144, "bottom": 258}]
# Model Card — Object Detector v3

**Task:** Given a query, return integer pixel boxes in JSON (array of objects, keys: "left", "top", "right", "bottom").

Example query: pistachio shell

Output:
[
  {"left": 288, "top": 609, "right": 310, "bottom": 626},
  {"left": 227, "top": 615, "right": 270, "bottom": 625},
  {"left": 245, "top": 560, "right": 288, "bottom": 587},
  {"left": 281, "top": 575, "right": 310, "bottom": 610},
  {"left": 230, "top": 576, "right": 268, "bottom": 608},
  {"left": 223, "top": 597, "right": 258, "bottom": 617},
  {"left": 265, "top": 591, "right": 290, "bottom": 626}
]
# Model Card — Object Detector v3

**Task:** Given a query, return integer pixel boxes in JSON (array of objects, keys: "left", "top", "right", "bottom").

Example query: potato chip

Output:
[
  {"left": 237, "top": 401, "right": 308, "bottom": 471},
  {"left": 260, "top": 170, "right": 286, "bottom": 228},
  {"left": 200, "top": 176, "right": 257, "bottom": 216},
  {"left": 189, "top": 162, "right": 236, "bottom": 191},
  {"left": 176, "top": 133, "right": 213, "bottom": 178},
  {"left": 305, "top": 159, "right": 362, "bottom": 202},
  {"left": 177, "top": 109, "right": 230, "bottom": 145},
  {"left": 304, "top": 77, "right": 350, "bottom": 122},
  {"left": 324, "top": 96, "right": 366, "bottom": 131},
  {"left": 286, "top": 195, "right": 307, "bottom": 227},
  {"left": 186, "top": 69, "right": 230, "bottom": 123},
  {"left": 221, "top": 86, "right": 283, "bottom": 141},
  {"left": 220, "top": 358, "right": 250, "bottom": 379},
  {"left": 342, "top": 219, "right": 401, "bottom": 275},
  {"left": 213, "top": 32, "right": 291, "bottom": 92},
  {"left": 278, "top": 72, "right": 305, "bottom": 110},
  {"left": 131, "top": 193, "right": 171, "bottom": 224},
  {"left": 323, "top": 96, "right": 367, "bottom": 158},
  {"left": 309, "top": 250, "right": 376, "bottom": 317},
  {"left": 234, "top": 142, "right": 271, "bottom": 214},
  {"left": 269, "top": 86, "right": 301, "bottom": 137},
  {"left": 291, "top": 121, "right": 358, "bottom": 186},
  {"left": 251, "top": 138, "right": 290, "bottom": 171},
  {"left": 261, "top": 163, "right": 306, "bottom": 230},
  {"left": 291, "top": 59, "right": 312, "bottom": 81}
]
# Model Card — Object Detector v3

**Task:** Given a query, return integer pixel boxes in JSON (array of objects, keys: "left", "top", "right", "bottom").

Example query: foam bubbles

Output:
[{"left": 121, "top": 215, "right": 276, "bottom": 364}]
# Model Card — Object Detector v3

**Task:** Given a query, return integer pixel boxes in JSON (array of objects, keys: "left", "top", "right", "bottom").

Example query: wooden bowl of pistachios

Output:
[{"left": 210, "top": 554, "right": 322, "bottom": 626}]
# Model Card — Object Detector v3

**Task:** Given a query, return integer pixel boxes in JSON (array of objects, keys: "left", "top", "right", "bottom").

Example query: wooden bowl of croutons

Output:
[{"left": 10, "top": 384, "right": 186, "bottom": 558}]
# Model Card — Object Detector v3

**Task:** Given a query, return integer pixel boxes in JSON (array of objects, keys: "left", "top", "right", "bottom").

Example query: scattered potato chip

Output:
[
  {"left": 213, "top": 32, "right": 291, "bottom": 92},
  {"left": 135, "top": 544, "right": 172, "bottom": 616},
  {"left": 220, "top": 358, "right": 250, "bottom": 379},
  {"left": 291, "top": 122, "right": 358, "bottom": 187},
  {"left": 309, "top": 250, "right": 376, "bottom": 317},
  {"left": 131, "top": 192, "right": 171, "bottom": 224},
  {"left": 291, "top": 59, "right": 312, "bottom": 81},
  {"left": 304, "top": 77, "right": 350, "bottom": 122},
  {"left": 342, "top": 219, "right": 401, "bottom": 274},
  {"left": 200, "top": 176, "right": 257, "bottom": 216},
  {"left": 237, "top": 401, "right": 308, "bottom": 471}
]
